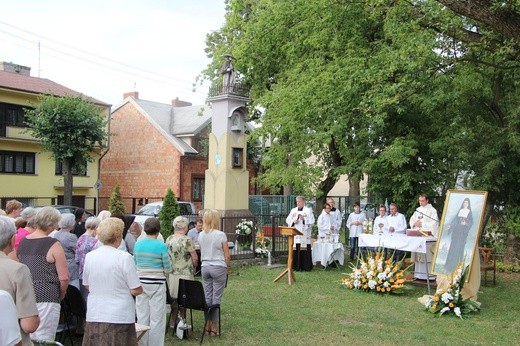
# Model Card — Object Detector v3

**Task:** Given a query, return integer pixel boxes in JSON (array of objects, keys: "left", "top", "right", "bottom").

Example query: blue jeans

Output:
[{"left": 349, "top": 237, "right": 358, "bottom": 261}]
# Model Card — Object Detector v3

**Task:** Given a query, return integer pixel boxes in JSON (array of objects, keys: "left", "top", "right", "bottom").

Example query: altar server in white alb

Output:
[
  {"left": 346, "top": 202, "right": 366, "bottom": 261},
  {"left": 409, "top": 194, "right": 439, "bottom": 236},
  {"left": 286, "top": 196, "right": 315, "bottom": 245},
  {"left": 373, "top": 205, "right": 389, "bottom": 235},
  {"left": 317, "top": 203, "right": 335, "bottom": 240},
  {"left": 326, "top": 198, "right": 342, "bottom": 234}
]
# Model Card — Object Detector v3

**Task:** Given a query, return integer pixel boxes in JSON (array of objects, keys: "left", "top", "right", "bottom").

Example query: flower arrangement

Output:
[
  {"left": 235, "top": 219, "right": 254, "bottom": 249},
  {"left": 424, "top": 263, "right": 481, "bottom": 319},
  {"left": 255, "top": 231, "right": 271, "bottom": 257},
  {"left": 340, "top": 248, "right": 412, "bottom": 294}
]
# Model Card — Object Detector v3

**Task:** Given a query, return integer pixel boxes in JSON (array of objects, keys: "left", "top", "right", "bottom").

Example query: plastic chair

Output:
[
  {"left": 479, "top": 247, "right": 496, "bottom": 286},
  {"left": 177, "top": 279, "right": 221, "bottom": 344},
  {"left": 56, "top": 285, "right": 86, "bottom": 345}
]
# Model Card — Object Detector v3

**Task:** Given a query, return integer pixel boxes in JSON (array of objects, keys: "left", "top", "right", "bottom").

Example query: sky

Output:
[{"left": 0, "top": 0, "right": 226, "bottom": 107}]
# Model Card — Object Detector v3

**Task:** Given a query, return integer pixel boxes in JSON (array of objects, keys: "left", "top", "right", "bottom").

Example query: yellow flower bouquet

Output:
[
  {"left": 340, "top": 248, "right": 413, "bottom": 294},
  {"left": 255, "top": 231, "right": 272, "bottom": 258},
  {"left": 424, "top": 263, "right": 481, "bottom": 319}
]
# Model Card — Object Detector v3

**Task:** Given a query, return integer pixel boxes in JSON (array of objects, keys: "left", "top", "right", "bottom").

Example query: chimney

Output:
[
  {"left": 123, "top": 91, "right": 139, "bottom": 100},
  {"left": 171, "top": 97, "right": 192, "bottom": 107},
  {"left": 0, "top": 62, "right": 31, "bottom": 76}
]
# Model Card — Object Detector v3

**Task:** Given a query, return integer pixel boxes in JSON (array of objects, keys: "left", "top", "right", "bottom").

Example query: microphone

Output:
[{"left": 415, "top": 209, "right": 439, "bottom": 222}]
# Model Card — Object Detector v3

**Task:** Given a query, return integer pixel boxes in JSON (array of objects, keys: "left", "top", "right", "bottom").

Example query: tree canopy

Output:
[
  {"left": 202, "top": 0, "right": 520, "bottom": 216},
  {"left": 25, "top": 94, "right": 108, "bottom": 205}
]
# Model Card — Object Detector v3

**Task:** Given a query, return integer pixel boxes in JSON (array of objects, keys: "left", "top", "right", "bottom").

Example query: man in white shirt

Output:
[
  {"left": 286, "top": 196, "right": 315, "bottom": 271},
  {"left": 326, "top": 198, "right": 342, "bottom": 234},
  {"left": 387, "top": 203, "right": 407, "bottom": 261},
  {"left": 373, "top": 205, "right": 389, "bottom": 235},
  {"left": 317, "top": 203, "right": 335, "bottom": 240},
  {"left": 346, "top": 202, "right": 366, "bottom": 261},
  {"left": 409, "top": 194, "right": 439, "bottom": 236},
  {"left": 410, "top": 194, "right": 439, "bottom": 279}
]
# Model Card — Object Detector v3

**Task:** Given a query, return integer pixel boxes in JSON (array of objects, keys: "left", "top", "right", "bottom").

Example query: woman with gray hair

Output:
[
  {"left": 166, "top": 216, "right": 198, "bottom": 330},
  {"left": 75, "top": 216, "right": 99, "bottom": 303},
  {"left": 14, "top": 207, "right": 37, "bottom": 251},
  {"left": 82, "top": 217, "right": 142, "bottom": 346},
  {"left": 17, "top": 206, "right": 69, "bottom": 341},
  {"left": 52, "top": 213, "right": 80, "bottom": 289}
]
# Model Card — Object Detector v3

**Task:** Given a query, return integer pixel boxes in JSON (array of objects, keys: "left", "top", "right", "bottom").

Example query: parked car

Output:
[
  {"left": 132, "top": 201, "right": 198, "bottom": 228},
  {"left": 33, "top": 205, "right": 95, "bottom": 218}
]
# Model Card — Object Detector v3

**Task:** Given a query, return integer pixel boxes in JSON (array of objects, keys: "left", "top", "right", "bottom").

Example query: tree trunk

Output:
[
  {"left": 349, "top": 177, "right": 360, "bottom": 198},
  {"left": 62, "top": 158, "right": 74, "bottom": 206},
  {"left": 436, "top": 0, "right": 520, "bottom": 46},
  {"left": 504, "top": 234, "right": 520, "bottom": 264}
]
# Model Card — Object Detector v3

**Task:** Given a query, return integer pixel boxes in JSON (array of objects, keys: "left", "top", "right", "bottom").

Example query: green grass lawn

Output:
[{"left": 164, "top": 264, "right": 520, "bottom": 345}]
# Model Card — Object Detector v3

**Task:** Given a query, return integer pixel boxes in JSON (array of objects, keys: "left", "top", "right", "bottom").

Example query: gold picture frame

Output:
[{"left": 432, "top": 189, "right": 488, "bottom": 277}]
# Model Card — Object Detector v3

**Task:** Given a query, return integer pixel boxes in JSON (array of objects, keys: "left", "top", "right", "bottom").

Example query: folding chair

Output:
[
  {"left": 178, "top": 279, "right": 221, "bottom": 344},
  {"left": 56, "top": 285, "right": 86, "bottom": 345},
  {"left": 325, "top": 247, "right": 344, "bottom": 270},
  {"left": 165, "top": 279, "right": 176, "bottom": 333}
]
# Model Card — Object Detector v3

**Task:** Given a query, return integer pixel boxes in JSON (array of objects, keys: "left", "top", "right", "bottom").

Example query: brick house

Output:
[{"left": 99, "top": 92, "right": 258, "bottom": 213}]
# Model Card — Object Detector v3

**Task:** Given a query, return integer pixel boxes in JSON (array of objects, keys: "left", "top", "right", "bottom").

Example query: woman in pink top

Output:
[{"left": 14, "top": 207, "right": 37, "bottom": 251}]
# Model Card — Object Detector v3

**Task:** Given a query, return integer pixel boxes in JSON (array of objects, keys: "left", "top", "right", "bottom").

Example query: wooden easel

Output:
[{"left": 273, "top": 226, "right": 303, "bottom": 285}]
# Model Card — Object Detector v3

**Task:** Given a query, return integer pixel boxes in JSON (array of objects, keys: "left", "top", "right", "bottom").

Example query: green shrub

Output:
[
  {"left": 159, "top": 188, "right": 179, "bottom": 239},
  {"left": 108, "top": 183, "right": 125, "bottom": 215}
]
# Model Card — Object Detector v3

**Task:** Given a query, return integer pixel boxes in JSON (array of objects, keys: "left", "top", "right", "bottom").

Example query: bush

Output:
[
  {"left": 109, "top": 183, "right": 125, "bottom": 215},
  {"left": 159, "top": 188, "right": 179, "bottom": 239}
]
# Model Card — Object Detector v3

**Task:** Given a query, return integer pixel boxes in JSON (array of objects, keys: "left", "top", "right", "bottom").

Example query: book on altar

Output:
[{"left": 406, "top": 229, "right": 432, "bottom": 237}]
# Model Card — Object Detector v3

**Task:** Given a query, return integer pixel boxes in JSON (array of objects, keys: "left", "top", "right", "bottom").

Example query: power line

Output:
[{"left": 0, "top": 21, "right": 203, "bottom": 88}]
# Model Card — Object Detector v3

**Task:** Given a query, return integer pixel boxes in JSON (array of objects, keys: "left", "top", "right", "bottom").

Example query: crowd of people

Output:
[{"left": 0, "top": 200, "right": 230, "bottom": 346}]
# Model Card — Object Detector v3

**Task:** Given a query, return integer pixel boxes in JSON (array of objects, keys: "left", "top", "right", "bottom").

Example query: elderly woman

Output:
[
  {"left": 82, "top": 217, "right": 142, "bottom": 346},
  {"left": 52, "top": 213, "right": 80, "bottom": 289},
  {"left": 166, "top": 216, "right": 198, "bottom": 329},
  {"left": 5, "top": 199, "right": 22, "bottom": 219},
  {"left": 198, "top": 210, "right": 230, "bottom": 336},
  {"left": 134, "top": 217, "right": 171, "bottom": 346},
  {"left": 75, "top": 216, "right": 99, "bottom": 303},
  {"left": 14, "top": 207, "right": 37, "bottom": 251},
  {"left": 17, "top": 206, "right": 69, "bottom": 341}
]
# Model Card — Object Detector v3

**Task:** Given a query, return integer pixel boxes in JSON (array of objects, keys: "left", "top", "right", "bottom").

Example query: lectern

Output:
[{"left": 273, "top": 226, "right": 303, "bottom": 285}]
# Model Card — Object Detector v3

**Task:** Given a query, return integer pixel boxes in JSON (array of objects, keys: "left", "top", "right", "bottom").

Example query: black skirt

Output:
[{"left": 292, "top": 244, "right": 313, "bottom": 271}]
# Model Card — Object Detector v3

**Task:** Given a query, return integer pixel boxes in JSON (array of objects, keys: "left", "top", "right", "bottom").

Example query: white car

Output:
[{"left": 133, "top": 201, "right": 197, "bottom": 228}]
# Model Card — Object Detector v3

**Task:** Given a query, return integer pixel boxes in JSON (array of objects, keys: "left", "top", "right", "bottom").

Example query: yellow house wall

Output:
[{"left": 1, "top": 88, "right": 108, "bottom": 209}]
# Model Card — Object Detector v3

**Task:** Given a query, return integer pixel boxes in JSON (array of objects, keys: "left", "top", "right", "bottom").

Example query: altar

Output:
[
  {"left": 358, "top": 234, "right": 437, "bottom": 294},
  {"left": 312, "top": 242, "right": 344, "bottom": 268}
]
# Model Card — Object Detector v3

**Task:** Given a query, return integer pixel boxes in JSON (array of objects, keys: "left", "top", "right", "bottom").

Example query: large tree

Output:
[
  {"left": 202, "top": 0, "right": 465, "bottom": 211},
  {"left": 25, "top": 94, "right": 108, "bottom": 206}
]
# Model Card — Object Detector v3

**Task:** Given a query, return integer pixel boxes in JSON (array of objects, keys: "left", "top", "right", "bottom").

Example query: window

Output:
[
  {"left": 55, "top": 160, "right": 88, "bottom": 176},
  {"left": 0, "top": 151, "right": 35, "bottom": 174},
  {"left": 192, "top": 176, "right": 205, "bottom": 202},
  {"left": 232, "top": 148, "right": 243, "bottom": 168},
  {"left": 0, "top": 102, "right": 28, "bottom": 127}
]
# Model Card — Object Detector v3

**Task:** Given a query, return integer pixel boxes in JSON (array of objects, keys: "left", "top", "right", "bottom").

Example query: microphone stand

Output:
[{"left": 414, "top": 209, "right": 439, "bottom": 222}]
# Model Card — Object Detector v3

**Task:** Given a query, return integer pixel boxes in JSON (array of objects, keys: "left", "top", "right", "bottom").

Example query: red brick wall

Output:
[
  {"left": 99, "top": 101, "right": 181, "bottom": 212},
  {"left": 99, "top": 100, "right": 262, "bottom": 213}
]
